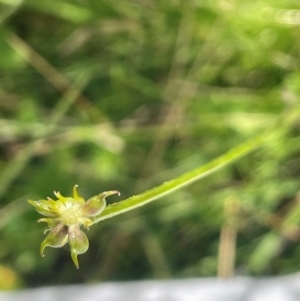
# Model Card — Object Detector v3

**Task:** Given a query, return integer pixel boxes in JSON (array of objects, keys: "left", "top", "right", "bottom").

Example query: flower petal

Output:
[
  {"left": 82, "top": 190, "right": 120, "bottom": 217},
  {"left": 40, "top": 224, "right": 68, "bottom": 257},
  {"left": 68, "top": 225, "right": 89, "bottom": 269}
]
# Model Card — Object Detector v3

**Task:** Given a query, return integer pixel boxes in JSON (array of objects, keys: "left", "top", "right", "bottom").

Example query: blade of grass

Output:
[
  {"left": 0, "top": 0, "right": 95, "bottom": 23},
  {"left": 0, "top": 75, "right": 89, "bottom": 199},
  {"left": 6, "top": 34, "right": 105, "bottom": 121}
]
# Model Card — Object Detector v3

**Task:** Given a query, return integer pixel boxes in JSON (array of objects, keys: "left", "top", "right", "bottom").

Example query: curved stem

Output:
[
  {"left": 91, "top": 104, "right": 300, "bottom": 224},
  {"left": 91, "top": 131, "right": 264, "bottom": 223}
]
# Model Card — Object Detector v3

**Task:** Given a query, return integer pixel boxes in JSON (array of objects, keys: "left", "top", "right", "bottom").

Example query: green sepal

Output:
[
  {"left": 83, "top": 190, "right": 120, "bottom": 217},
  {"left": 68, "top": 225, "right": 89, "bottom": 269},
  {"left": 28, "top": 199, "right": 58, "bottom": 217},
  {"left": 38, "top": 217, "right": 59, "bottom": 228},
  {"left": 72, "top": 185, "right": 86, "bottom": 204},
  {"left": 40, "top": 224, "right": 68, "bottom": 257}
]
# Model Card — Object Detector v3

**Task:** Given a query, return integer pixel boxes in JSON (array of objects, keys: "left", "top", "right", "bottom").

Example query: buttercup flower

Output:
[{"left": 28, "top": 185, "right": 120, "bottom": 268}]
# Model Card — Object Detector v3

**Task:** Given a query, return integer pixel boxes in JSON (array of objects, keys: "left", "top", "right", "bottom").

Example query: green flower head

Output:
[{"left": 28, "top": 185, "right": 120, "bottom": 268}]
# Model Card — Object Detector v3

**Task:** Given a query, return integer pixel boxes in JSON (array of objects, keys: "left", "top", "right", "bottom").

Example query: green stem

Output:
[
  {"left": 91, "top": 131, "right": 265, "bottom": 223},
  {"left": 91, "top": 104, "right": 299, "bottom": 224}
]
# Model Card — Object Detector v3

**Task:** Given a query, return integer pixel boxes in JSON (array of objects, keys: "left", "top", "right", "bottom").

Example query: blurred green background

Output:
[{"left": 0, "top": 0, "right": 300, "bottom": 289}]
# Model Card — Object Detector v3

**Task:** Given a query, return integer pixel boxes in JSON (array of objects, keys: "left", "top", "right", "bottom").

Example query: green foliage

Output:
[{"left": 0, "top": 0, "right": 300, "bottom": 288}]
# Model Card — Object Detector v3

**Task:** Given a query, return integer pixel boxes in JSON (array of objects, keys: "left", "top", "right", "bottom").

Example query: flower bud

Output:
[{"left": 28, "top": 185, "right": 120, "bottom": 268}]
